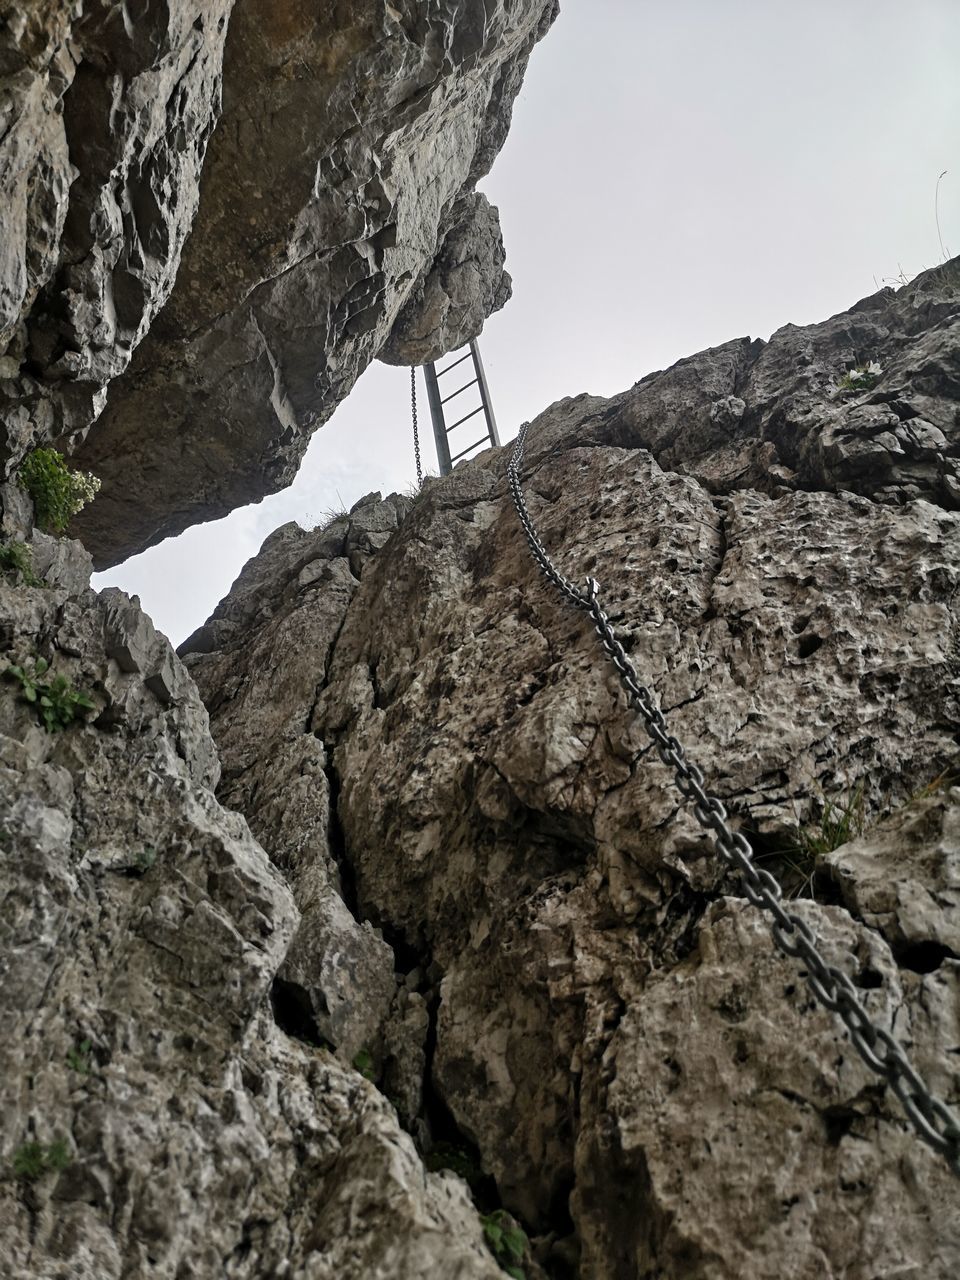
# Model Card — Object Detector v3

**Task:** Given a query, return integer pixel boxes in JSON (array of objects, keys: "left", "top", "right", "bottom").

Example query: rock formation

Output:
[
  {"left": 173, "top": 258, "right": 960, "bottom": 1276},
  {"left": 2, "top": 230, "right": 959, "bottom": 1273},
  {"left": 1, "top": 0, "right": 557, "bottom": 566},
  {"left": 2, "top": 2, "right": 959, "bottom": 1275},
  {"left": 0, "top": 513, "right": 508, "bottom": 1278}
]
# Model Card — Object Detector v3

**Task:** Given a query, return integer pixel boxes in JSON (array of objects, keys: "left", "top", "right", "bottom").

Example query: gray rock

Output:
[
  {"left": 0, "top": 525, "right": 509, "bottom": 1279},
  {"left": 0, "top": 0, "right": 234, "bottom": 465},
  {"left": 4, "top": 105, "right": 960, "bottom": 1274},
  {"left": 588, "top": 898, "right": 959, "bottom": 1279},
  {"left": 380, "top": 191, "right": 513, "bottom": 366},
  {"left": 181, "top": 495, "right": 416, "bottom": 1075},
  {"left": 822, "top": 785, "right": 960, "bottom": 956},
  {"left": 184, "top": 267, "right": 960, "bottom": 1276},
  {"left": 0, "top": 0, "right": 558, "bottom": 566},
  {"left": 513, "top": 257, "right": 960, "bottom": 510}
]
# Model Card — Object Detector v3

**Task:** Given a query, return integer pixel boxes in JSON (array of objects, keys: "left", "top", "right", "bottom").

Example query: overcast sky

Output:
[{"left": 93, "top": 0, "right": 960, "bottom": 647}]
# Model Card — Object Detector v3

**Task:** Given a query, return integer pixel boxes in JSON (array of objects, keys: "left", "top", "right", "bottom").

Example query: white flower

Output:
[
  {"left": 66, "top": 469, "right": 101, "bottom": 516},
  {"left": 865, "top": 359, "right": 882, "bottom": 376}
]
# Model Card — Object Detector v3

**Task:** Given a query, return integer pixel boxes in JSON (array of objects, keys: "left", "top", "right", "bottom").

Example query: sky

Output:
[{"left": 93, "top": 0, "right": 960, "bottom": 648}]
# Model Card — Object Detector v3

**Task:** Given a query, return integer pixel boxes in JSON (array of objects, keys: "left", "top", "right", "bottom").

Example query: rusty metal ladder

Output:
[{"left": 422, "top": 339, "right": 500, "bottom": 476}]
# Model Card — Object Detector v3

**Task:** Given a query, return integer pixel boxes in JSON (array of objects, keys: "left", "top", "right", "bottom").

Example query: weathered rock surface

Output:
[
  {"left": 0, "top": 512, "right": 508, "bottom": 1278},
  {"left": 181, "top": 261, "right": 960, "bottom": 1277},
  {"left": 0, "top": 0, "right": 234, "bottom": 461},
  {"left": 545, "top": 257, "right": 960, "bottom": 510},
  {"left": 180, "top": 493, "right": 432, "bottom": 1109},
  {"left": 0, "top": 0, "right": 557, "bottom": 566},
  {"left": 380, "top": 191, "right": 513, "bottom": 366},
  {"left": 3, "top": 29, "right": 960, "bottom": 1258}
]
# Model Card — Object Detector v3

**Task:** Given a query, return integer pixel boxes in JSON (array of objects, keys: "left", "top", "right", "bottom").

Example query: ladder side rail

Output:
[
  {"left": 470, "top": 340, "right": 501, "bottom": 447},
  {"left": 424, "top": 362, "right": 453, "bottom": 476}
]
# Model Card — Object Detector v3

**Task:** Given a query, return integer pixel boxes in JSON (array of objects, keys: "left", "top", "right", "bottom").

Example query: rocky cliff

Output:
[
  {"left": 1, "top": 0, "right": 557, "bottom": 566},
  {"left": 4, "top": 258, "right": 956, "bottom": 1278},
  {"left": 176, "top": 258, "right": 960, "bottom": 1277},
  {"left": 1, "top": 4, "right": 959, "bottom": 1276}
]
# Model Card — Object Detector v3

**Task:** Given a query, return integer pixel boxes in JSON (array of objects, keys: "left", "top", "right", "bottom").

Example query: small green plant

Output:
[
  {"left": 798, "top": 785, "right": 865, "bottom": 858},
  {"left": 352, "top": 1048, "right": 376, "bottom": 1081},
  {"left": 66, "top": 1039, "right": 93, "bottom": 1075},
  {"left": 45, "top": 1138, "right": 71, "bottom": 1171},
  {"left": 12, "top": 1142, "right": 45, "bottom": 1180},
  {"left": 835, "top": 360, "right": 882, "bottom": 394},
  {"left": 480, "top": 1210, "right": 528, "bottom": 1279},
  {"left": 18, "top": 447, "right": 100, "bottom": 534},
  {"left": 135, "top": 847, "right": 157, "bottom": 874},
  {"left": 756, "top": 785, "right": 866, "bottom": 899},
  {"left": 4, "top": 657, "right": 95, "bottom": 732},
  {"left": 12, "top": 1138, "right": 70, "bottom": 1181},
  {"left": 0, "top": 540, "right": 41, "bottom": 587}
]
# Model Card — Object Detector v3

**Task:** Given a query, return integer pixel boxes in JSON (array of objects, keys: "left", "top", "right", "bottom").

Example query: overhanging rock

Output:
[{"left": 0, "top": 0, "right": 559, "bottom": 567}]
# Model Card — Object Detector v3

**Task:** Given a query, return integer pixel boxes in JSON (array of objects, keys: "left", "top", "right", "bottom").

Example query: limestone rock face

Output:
[
  {"left": 380, "top": 191, "right": 513, "bottom": 366},
  {"left": 0, "top": 0, "right": 234, "bottom": 461},
  {"left": 184, "top": 261, "right": 960, "bottom": 1277},
  {"left": 576, "top": 259, "right": 960, "bottom": 509},
  {"left": 0, "top": 512, "right": 506, "bottom": 1278},
  {"left": 0, "top": 0, "right": 558, "bottom": 567}
]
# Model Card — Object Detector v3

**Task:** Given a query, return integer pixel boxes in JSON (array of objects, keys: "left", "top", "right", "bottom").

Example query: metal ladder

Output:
[{"left": 422, "top": 339, "right": 500, "bottom": 476}]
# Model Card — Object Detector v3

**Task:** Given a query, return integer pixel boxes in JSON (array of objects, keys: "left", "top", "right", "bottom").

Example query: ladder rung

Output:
[
  {"left": 450, "top": 436, "right": 491, "bottom": 463},
  {"left": 435, "top": 350, "right": 472, "bottom": 377},
  {"left": 440, "top": 378, "right": 478, "bottom": 405},
  {"left": 445, "top": 405, "right": 485, "bottom": 432}
]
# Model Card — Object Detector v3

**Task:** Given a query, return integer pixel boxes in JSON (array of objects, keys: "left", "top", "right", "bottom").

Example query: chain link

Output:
[
  {"left": 411, "top": 367, "right": 423, "bottom": 490},
  {"left": 507, "top": 420, "right": 960, "bottom": 1178}
]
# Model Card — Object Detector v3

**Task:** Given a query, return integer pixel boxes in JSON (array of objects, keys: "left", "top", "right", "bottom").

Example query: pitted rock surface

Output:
[
  {"left": 185, "top": 264, "right": 960, "bottom": 1277},
  {"left": 519, "top": 257, "right": 960, "bottom": 509}
]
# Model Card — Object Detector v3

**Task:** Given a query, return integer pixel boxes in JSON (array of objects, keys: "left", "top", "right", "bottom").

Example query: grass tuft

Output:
[{"left": 756, "top": 785, "right": 865, "bottom": 899}]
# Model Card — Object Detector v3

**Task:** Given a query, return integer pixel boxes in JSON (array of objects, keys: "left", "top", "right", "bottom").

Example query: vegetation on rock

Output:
[
  {"left": 352, "top": 1048, "right": 377, "bottom": 1081},
  {"left": 480, "top": 1211, "right": 528, "bottom": 1279},
  {"left": 758, "top": 786, "right": 866, "bottom": 898},
  {"left": 66, "top": 1040, "right": 93, "bottom": 1076},
  {"left": 18, "top": 448, "right": 100, "bottom": 534},
  {"left": 0, "top": 540, "right": 41, "bottom": 586},
  {"left": 835, "top": 359, "right": 882, "bottom": 393},
  {"left": 4, "top": 657, "right": 94, "bottom": 732},
  {"left": 12, "top": 1139, "right": 70, "bottom": 1182}
]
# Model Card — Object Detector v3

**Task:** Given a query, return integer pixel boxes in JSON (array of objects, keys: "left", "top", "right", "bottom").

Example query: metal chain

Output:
[
  {"left": 507, "top": 420, "right": 960, "bottom": 1178},
  {"left": 411, "top": 367, "right": 423, "bottom": 489}
]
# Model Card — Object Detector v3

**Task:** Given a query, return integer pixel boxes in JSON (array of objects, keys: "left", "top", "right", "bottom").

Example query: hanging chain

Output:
[
  {"left": 507, "top": 420, "right": 960, "bottom": 1178},
  {"left": 411, "top": 366, "right": 423, "bottom": 489}
]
